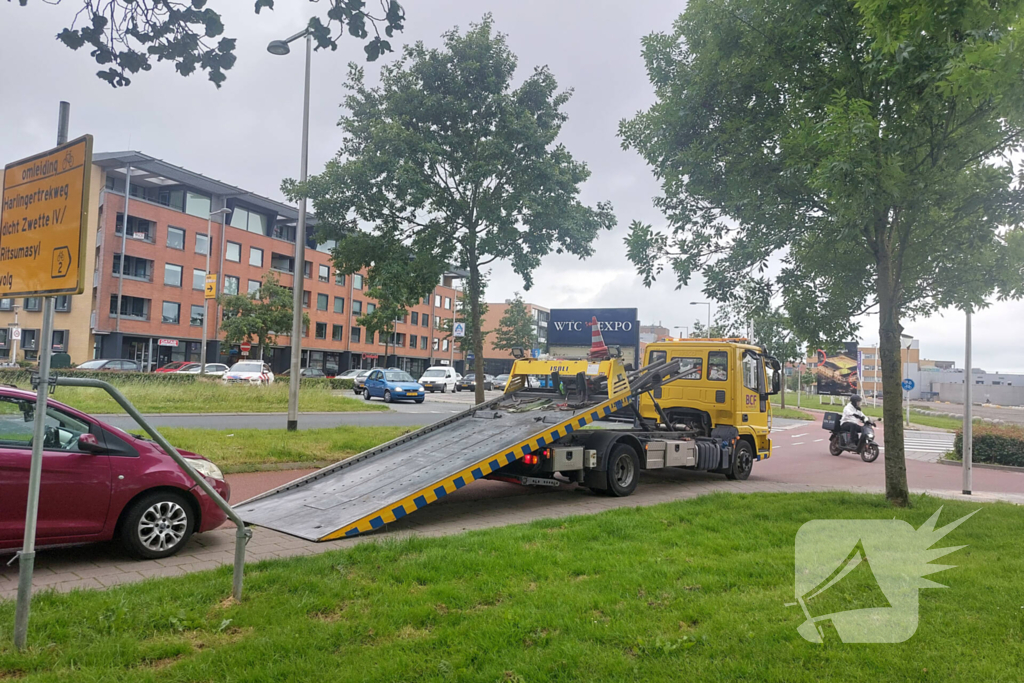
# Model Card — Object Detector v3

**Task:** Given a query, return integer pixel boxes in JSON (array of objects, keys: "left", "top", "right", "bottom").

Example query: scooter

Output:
[{"left": 822, "top": 413, "right": 880, "bottom": 462}]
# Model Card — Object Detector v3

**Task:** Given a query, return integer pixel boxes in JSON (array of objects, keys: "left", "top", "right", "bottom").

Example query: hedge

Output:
[
  {"left": 952, "top": 424, "right": 1024, "bottom": 468},
  {"left": 0, "top": 369, "right": 354, "bottom": 391}
]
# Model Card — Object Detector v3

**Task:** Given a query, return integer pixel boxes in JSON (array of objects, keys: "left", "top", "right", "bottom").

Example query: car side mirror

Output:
[{"left": 78, "top": 433, "right": 105, "bottom": 454}]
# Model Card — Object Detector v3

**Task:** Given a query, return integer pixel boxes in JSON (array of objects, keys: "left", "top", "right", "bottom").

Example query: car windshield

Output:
[
  {"left": 496, "top": 375, "right": 509, "bottom": 381},
  {"left": 422, "top": 369, "right": 446, "bottom": 378},
  {"left": 232, "top": 362, "right": 263, "bottom": 373},
  {"left": 76, "top": 360, "right": 108, "bottom": 369},
  {"left": 463, "top": 374, "right": 476, "bottom": 380},
  {"left": 356, "top": 371, "right": 370, "bottom": 378},
  {"left": 385, "top": 371, "right": 415, "bottom": 382}
]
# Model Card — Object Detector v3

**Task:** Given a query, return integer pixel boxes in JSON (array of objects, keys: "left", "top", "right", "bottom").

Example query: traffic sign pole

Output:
[{"left": 13, "top": 101, "right": 72, "bottom": 651}]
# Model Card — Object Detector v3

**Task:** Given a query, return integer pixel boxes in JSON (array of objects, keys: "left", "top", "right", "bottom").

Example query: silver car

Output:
[{"left": 352, "top": 369, "right": 372, "bottom": 394}]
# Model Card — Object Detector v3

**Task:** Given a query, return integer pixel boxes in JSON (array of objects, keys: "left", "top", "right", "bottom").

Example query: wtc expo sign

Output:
[{"left": 547, "top": 308, "right": 640, "bottom": 348}]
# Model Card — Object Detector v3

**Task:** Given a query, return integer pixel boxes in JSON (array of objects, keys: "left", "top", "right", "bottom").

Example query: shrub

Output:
[
  {"left": 952, "top": 424, "right": 1024, "bottom": 468},
  {"left": 299, "top": 377, "right": 355, "bottom": 390},
  {"left": 0, "top": 368, "right": 205, "bottom": 388}
]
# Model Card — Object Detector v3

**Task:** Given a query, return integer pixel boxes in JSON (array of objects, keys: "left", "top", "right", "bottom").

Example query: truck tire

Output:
[
  {"left": 605, "top": 443, "right": 639, "bottom": 497},
  {"left": 726, "top": 440, "right": 754, "bottom": 481},
  {"left": 120, "top": 490, "right": 195, "bottom": 559}
]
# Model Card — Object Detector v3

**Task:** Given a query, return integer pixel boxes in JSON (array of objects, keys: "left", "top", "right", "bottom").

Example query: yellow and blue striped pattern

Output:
[{"left": 320, "top": 395, "right": 634, "bottom": 540}]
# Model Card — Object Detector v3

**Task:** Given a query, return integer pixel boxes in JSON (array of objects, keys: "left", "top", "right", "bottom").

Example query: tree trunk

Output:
[
  {"left": 877, "top": 249, "right": 910, "bottom": 507},
  {"left": 467, "top": 232, "right": 485, "bottom": 406}
]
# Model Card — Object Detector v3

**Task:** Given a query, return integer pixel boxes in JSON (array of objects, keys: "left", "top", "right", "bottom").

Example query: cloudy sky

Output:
[{"left": 2, "top": 0, "right": 1022, "bottom": 372}]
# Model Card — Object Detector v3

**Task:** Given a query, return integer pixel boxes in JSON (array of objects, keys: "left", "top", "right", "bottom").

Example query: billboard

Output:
[
  {"left": 815, "top": 342, "right": 860, "bottom": 396},
  {"left": 548, "top": 308, "right": 639, "bottom": 347}
]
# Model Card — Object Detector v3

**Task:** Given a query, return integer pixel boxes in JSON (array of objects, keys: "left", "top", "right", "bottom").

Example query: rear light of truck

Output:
[{"left": 524, "top": 454, "right": 538, "bottom": 465}]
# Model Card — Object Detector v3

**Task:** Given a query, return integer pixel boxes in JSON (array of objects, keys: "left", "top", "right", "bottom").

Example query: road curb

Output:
[{"left": 936, "top": 458, "right": 1024, "bottom": 474}]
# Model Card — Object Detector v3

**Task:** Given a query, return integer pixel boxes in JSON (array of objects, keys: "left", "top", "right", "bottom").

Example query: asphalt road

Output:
[{"left": 917, "top": 400, "right": 1024, "bottom": 425}]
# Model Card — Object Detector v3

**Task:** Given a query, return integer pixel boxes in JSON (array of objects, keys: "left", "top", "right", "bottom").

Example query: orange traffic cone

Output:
[{"left": 587, "top": 316, "right": 610, "bottom": 360}]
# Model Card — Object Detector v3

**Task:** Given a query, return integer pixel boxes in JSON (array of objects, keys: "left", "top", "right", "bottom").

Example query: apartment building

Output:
[
  {"left": 479, "top": 300, "right": 550, "bottom": 374},
  {"left": 0, "top": 151, "right": 464, "bottom": 376}
]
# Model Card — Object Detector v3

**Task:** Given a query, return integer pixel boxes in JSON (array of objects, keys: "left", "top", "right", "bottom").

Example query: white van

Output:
[{"left": 418, "top": 366, "right": 461, "bottom": 393}]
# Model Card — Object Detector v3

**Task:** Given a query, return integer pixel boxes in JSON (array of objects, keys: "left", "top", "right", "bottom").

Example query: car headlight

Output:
[{"left": 187, "top": 458, "right": 224, "bottom": 481}]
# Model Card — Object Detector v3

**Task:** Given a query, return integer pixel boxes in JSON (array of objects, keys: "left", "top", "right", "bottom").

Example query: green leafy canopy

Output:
[
  {"left": 219, "top": 273, "right": 307, "bottom": 358},
  {"left": 493, "top": 293, "right": 537, "bottom": 352}
]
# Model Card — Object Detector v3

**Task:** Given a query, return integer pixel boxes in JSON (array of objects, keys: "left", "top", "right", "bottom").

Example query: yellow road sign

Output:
[
  {"left": 1, "top": 136, "right": 92, "bottom": 297},
  {"left": 205, "top": 273, "right": 217, "bottom": 299}
]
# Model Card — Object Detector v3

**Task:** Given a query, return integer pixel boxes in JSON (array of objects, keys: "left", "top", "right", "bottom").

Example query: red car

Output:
[
  {"left": 0, "top": 386, "right": 230, "bottom": 559},
  {"left": 154, "top": 361, "right": 193, "bottom": 373}
]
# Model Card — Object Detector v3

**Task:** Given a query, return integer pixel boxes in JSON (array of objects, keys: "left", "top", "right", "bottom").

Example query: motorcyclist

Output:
[{"left": 840, "top": 395, "right": 869, "bottom": 452}]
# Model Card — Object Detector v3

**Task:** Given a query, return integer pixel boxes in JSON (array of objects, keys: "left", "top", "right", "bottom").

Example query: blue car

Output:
[{"left": 362, "top": 368, "right": 425, "bottom": 403}]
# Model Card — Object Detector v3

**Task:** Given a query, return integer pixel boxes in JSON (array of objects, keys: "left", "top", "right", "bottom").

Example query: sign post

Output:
[{"left": 3, "top": 103, "right": 90, "bottom": 650}]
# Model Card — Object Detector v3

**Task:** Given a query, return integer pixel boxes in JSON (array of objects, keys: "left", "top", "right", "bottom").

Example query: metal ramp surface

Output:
[{"left": 237, "top": 393, "right": 633, "bottom": 541}]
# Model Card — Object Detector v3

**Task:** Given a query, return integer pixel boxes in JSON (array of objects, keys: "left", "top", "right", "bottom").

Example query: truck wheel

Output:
[
  {"left": 606, "top": 444, "right": 639, "bottom": 497},
  {"left": 120, "top": 490, "right": 195, "bottom": 559},
  {"left": 726, "top": 440, "right": 754, "bottom": 481}
]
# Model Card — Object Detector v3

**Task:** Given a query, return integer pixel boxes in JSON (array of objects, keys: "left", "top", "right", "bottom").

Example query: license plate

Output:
[{"left": 406, "top": 391, "right": 418, "bottom": 396}]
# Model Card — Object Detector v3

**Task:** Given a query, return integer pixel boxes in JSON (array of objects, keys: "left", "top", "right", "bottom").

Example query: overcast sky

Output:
[{"left": 2, "top": 0, "right": 1022, "bottom": 372}]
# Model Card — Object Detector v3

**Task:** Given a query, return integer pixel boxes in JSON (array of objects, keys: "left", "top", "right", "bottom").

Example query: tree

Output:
[
  {"left": 219, "top": 273, "right": 306, "bottom": 360},
  {"left": 620, "top": 0, "right": 1024, "bottom": 506},
  {"left": 16, "top": 0, "right": 405, "bottom": 87},
  {"left": 292, "top": 16, "right": 616, "bottom": 405},
  {"left": 440, "top": 287, "right": 489, "bottom": 357},
  {"left": 493, "top": 293, "right": 537, "bottom": 352}
]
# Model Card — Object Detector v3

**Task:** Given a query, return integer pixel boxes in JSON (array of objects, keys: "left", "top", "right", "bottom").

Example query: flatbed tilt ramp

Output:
[{"left": 237, "top": 379, "right": 643, "bottom": 541}]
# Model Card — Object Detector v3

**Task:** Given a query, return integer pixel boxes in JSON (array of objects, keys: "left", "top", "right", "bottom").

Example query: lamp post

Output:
[
  {"left": 200, "top": 208, "right": 231, "bottom": 375},
  {"left": 690, "top": 301, "right": 711, "bottom": 337},
  {"left": 904, "top": 337, "right": 913, "bottom": 425},
  {"left": 269, "top": 27, "right": 313, "bottom": 432},
  {"left": 963, "top": 310, "right": 973, "bottom": 495},
  {"left": 673, "top": 325, "right": 689, "bottom": 339}
]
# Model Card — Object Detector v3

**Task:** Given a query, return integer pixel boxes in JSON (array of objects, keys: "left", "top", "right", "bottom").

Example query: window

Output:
[
  {"left": 249, "top": 247, "right": 264, "bottom": 267},
  {"left": 442, "top": 339, "right": 450, "bottom": 352},
  {"left": 333, "top": 297, "right": 345, "bottom": 314},
  {"left": 672, "top": 356, "right": 703, "bottom": 380},
  {"left": 742, "top": 352, "right": 763, "bottom": 393},
  {"left": 319, "top": 264, "right": 330, "bottom": 282},
  {"left": 315, "top": 322, "right": 327, "bottom": 339},
  {"left": 164, "top": 263, "right": 183, "bottom": 287},
  {"left": 162, "top": 301, "right": 181, "bottom": 324},
  {"left": 422, "top": 315, "right": 428, "bottom": 328},
  {"left": 709, "top": 351, "right": 728, "bottom": 381},
  {"left": 411, "top": 312, "right": 419, "bottom": 325},
  {"left": 112, "top": 254, "right": 153, "bottom": 280},
  {"left": 271, "top": 220, "right": 296, "bottom": 242},
  {"left": 352, "top": 300, "right": 363, "bottom": 315},
  {"left": 302, "top": 290, "right": 311, "bottom": 308},
  {"left": 51, "top": 330, "right": 68, "bottom": 352},
  {"left": 248, "top": 279, "right": 261, "bottom": 294},
  {"left": 229, "top": 206, "right": 268, "bottom": 235},
  {"left": 351, "top": 327, "right": 361, "bottom": 343},
  {"left": 195, "top": 233, "right": 209, "bottom": 255},
  {"left": 190, "top": 305, "right": 205, "bottom": 326},
  {"left": 167, "top": 227, "right": 185, "bottom": 250},
  {"left": 434, "top": 294, "right": 442, "bottom": 307},
  {"left": 0, "top": 299, "right": 11, "bottom": 311},
  {"left": 420, "top": 336, "right": 428, "bottom": 350},
  {"left": 271, "top": 252, "right": 294, "bottom": 272},
  {"left": 226, "top": 241, "right": 241, "bottom": 262},
  {"left": 434, "top": 316, "right": 441, "bottom": 329},
  {"left": 24, "top": 297, "right": 42, "bottom": 312},
  {"left": 0, "top": 396, "right": 92, "bottom": 451},
  {"left": 224, "top": 275, "right": 239, "bottom": 295},
  {"left": 115, "top": 214, "right": 155, "bottom": 241},
  {"left": 54, "top": 296, "right": 71, "bottom": 313},
  {"left": 21, "top": 329, "right": 38, "bottom": 351},
  {"left": 444, "top": 297, "right": 452, "bottom": 310},
  {"left": 317, "top": 293, "right": 328, "bottom": 311},
  {"left": 332, "top": 325, "right": 344, "bottom": 341},
  {"left": 110, "top": 295, "right": 148, "bottom": 320},
  {"left": 366, "top": 331, "right": 374, "bottom": 344},
  {"left": 335, "top": 272, "right": 346, "bottom": 286},
  {"left": 184, "top": 191, "right": 212, "bottom": 219},
  {"left": 304, "top": 261, "right": 313, "bottom": 278},
  {"left": 192, "top": 268, "right": 206, "bottom": 290},
  {"left": 366, "top": 303, "right": 376, "bottom": 314},
  {"left": 353, "top": 274, "right": 363, "bottom": 290},
  {"left": 410, "top": 334, "right": 417, "bottom": 349}
]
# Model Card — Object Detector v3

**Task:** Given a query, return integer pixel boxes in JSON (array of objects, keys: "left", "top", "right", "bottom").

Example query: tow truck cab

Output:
[{"left": 638, "top": 340, "right": 782, "bottom": 461}]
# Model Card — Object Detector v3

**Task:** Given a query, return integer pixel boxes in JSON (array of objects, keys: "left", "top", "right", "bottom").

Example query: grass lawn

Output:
[
  {"left": 2, "top": 492, "right": 1021, "bottom": 682},
  {"left": 47, "top": 383, "right": 385, "bottom": 415},
  {"left": 781, "top": 392, "right": 968, "bottom": 431},
  {"left": 770, "top": 406, "right": 814, "bottom": 420},
  {"left": 146, "top": 426, "right": 416, "bottom": 473}
]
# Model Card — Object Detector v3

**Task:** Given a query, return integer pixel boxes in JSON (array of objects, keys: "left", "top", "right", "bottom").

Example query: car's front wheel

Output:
[
  {"left": 384, "top": 390, "right": 393, "bottom": 403},
  {"left": 120, "top": 490, "right": 195, "bottom": 559},
  {"left": 363, "top": 389, "right": 372, "bottom": 401}
]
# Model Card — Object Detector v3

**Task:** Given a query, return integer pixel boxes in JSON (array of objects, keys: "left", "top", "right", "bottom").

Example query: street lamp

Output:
[
  {"left": 673, "top": 325, "right": 689, "bottom": 339},
  {"left": 690, "top": 301, "right": 711, "bottom": 337},
  {"left": 200, "top": 208, "right": 231, "bottom": 375},
  {"left": 269, "top": 27, "right": 313, "bottom": 432}
]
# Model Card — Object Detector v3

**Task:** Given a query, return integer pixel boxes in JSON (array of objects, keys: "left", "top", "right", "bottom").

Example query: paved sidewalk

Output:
[{"left": 3, "top": 454, "right": 1021, "bottom": 601}]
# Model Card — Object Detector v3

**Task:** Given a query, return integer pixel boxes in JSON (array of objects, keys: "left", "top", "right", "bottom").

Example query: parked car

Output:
[
  {"left": 279, "top": 368, "right": 326, "bottom": 378},
  {"left": 492, "top": 374, "right": 511, "bottom": 392},
  {"left": 362, "top": 369, "right": 425, "bottom": 403},
  {"left": 0, "top": 386, "right": 230, "bottom": 559},
  {"left": 335, "top": 369, "right": 362, "bottom": 380},
  {"left": 457, "top": 373, "right": 494, "bottom": 391},
  {"left": 154, "top": 361, "right": 193, "bottom": 373},
  {"left": 418, "top": 366, "right": 461, "bottom": 393},
  {"left": 352, "top": 370, "right": 372, "bottom": 394},
  {"left": 75, "top": 359, "right": 142, "bottom": 372},
  {"left": 179, "top": 363, "right": 229, "bottom": 376},
  {"left": 223, "top": 361, "right": 274, "bottom": 385}
]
